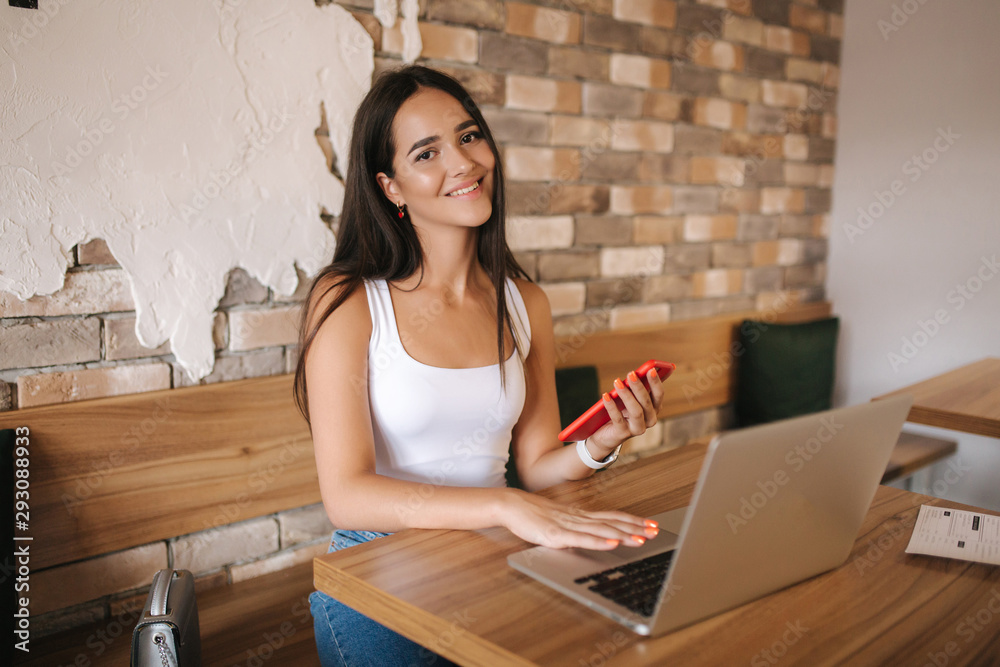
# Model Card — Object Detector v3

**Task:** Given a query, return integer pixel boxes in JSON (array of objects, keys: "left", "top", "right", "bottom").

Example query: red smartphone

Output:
[{"left": 557, "top": 360, "right": 675, "bottom": 442}]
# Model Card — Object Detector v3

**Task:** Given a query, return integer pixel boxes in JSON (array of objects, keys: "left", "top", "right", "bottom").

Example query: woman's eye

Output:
[
  {"left": 461, "top": 131, "right": 482, "bottom": 144},
  {"left": 416, "top": 150, "right": 433, "bottom": 162}
]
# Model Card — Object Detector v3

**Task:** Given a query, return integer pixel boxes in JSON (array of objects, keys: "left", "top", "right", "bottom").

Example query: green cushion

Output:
[
  {"left": 554, "top": 365, "right": 601, "bottom": 430},
  {"left": 505, "top": 365, "right": 600, "bottom": 489},
  {"left": 735, "top": 317, "right": 839, "bottom": 427}
]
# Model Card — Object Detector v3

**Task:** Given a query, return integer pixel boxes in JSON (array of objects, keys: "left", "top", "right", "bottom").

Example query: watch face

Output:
[
  {"left": 604, "top": 444, "right": 623, "bottom": 464},
  {"left": 597, "top": 446, "right": 616, "bottom": 465}
]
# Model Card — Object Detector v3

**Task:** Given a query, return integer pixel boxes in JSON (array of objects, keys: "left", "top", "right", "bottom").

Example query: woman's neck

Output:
[{"left": 394, "top": 226, "right": 488, "bottom": 300}]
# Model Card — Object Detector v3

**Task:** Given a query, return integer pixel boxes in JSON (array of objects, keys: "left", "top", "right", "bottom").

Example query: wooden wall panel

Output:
[
  {"left": 0, "top": 376, "right": 317, "bottom": 569},
  {"left": 553, "top": 301, "right": 833, "bottom": 419},
  {"left": 0, "top": 301, "right": 829, "bottom": 569}
]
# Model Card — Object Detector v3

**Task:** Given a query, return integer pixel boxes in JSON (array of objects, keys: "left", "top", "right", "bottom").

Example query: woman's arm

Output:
[
  {"left": 305, "top": 277, "right": 655, "bottom": 549},
  {"left": 510, "top": 279, "right": 664, "bottom": 492}
]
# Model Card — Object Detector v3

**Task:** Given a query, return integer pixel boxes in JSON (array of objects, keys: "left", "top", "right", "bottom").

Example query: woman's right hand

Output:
[{"left": 499, "top": 488, "right": 658, "bottom": 550}]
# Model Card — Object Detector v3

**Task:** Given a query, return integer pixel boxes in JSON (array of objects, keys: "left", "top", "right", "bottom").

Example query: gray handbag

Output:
[{"left": 130, "top": 569, "right": 202, "bottom": 666}]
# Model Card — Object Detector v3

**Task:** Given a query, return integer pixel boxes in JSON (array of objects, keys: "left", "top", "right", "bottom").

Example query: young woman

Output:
[{"left": 296, "top": 66, "right": 665, "bottom": 666}]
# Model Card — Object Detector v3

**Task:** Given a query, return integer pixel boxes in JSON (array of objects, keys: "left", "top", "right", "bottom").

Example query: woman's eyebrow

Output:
[{"left": 406, "top": 120, "right": 480, "bottom": 156}]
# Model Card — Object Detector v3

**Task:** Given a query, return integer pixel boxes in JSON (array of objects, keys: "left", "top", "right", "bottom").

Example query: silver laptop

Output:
[{"left": 508, "top": 395, "right": 914, "bottom": 636}]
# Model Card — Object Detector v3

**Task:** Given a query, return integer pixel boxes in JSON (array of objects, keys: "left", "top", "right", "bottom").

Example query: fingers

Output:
[
  {"left": 558, "top": 510, "right": 660, "bottom": 547},
  {"left": 584, "top": 509, "right": 655, "bottom": 529},
  {"left": 611, "top": 372, "right": 655, "bottom": 433},
  {"left": 558, "top": 528, "right": 647, "bottom": 550},
  {"left": 625, "top": 371, "right": 658, "bottom": 427},
  {"left": 543, "top": 523, "right": 652, "bottom": 550},
  {"left": 602, "top": 390, "right": 627, "bottom": 430},
  {"left": 554, "top": 532, "right": 625, "bottom": 551},
  {"left": 646, "top": 368, "right": 665, "bottom": 410},
  {"left": 594, "top": 377, "right": 649, "bottom": 450},
  {"left": 538, "top": 499, "right": 659, "bottom": 548}
]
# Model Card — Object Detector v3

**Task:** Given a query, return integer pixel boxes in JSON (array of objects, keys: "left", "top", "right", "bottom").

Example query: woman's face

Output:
[{"left": 376, "top": 87, "right": 495, "bottom": 235}]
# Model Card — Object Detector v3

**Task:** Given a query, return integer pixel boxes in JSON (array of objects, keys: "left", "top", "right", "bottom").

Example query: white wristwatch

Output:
[{"left": 576, "top": 438, "right": 622, "bottom": 469}]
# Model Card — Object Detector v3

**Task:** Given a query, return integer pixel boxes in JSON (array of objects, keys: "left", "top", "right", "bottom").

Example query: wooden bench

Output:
[
  {"left": 550, "top": 300, "right": 956, "bottom": 485},
  {"left": 15, "top": 562, "right": 317, "bottom": 666},
  {"left": 0, "top": 377, "right": 323, "bottom": 666},
  {"left": 881, "top": 431, "right": 958, "bottom": 485},
  {"left": 0, "top": 299, "right": 953, "bottom": 665}
]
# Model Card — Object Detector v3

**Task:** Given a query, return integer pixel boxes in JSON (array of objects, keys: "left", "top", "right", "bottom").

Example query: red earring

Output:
[{"left": 397, "top": 202, "right": 405, "bottom": 219}]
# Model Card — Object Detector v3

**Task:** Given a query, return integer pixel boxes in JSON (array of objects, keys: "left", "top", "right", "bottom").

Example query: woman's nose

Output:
[{"left": 444, "top": 143, "right": 474, "bottom": 175}]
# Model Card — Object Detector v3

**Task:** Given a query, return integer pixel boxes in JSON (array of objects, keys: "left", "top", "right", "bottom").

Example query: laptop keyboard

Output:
[{"left": 573, "top": 549, "right": 675, "bottom": 617}]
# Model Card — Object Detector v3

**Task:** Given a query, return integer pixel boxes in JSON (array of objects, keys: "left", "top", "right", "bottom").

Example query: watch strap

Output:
[{"left": 576, "top": 439, "right": 622, "bottom": 469}]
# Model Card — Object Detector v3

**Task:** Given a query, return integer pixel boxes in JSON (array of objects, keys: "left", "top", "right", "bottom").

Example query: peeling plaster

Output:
[
  {"left": 374, "top": 0, "right": 397, "bottom": 29},
  {"left": 374, "top": 0, "right": 422, "bottom": 63},
  {"left": 0, "top": 0, "right": 419, "bottom": 380},
  {"left": 400, "top": 0, "right": 422, "bottom": 64}
]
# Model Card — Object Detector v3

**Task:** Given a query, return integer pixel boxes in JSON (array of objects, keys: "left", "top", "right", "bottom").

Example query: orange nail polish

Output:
[
  {"left": 644, "top": 519, "right": 658, "bottom": 528},
  {"left": 632, "top": 535, "right": 645, "bottom": 545},
  {"left": 602, "top": 392, "right": 611, "bottom": 402},
  {"left": 644, "top": 526, "right": 659, "bottom": 537},
  {"left": 614, "top": 378, "right": 624, "bottom": 388},
  {"left": 628, "top": 371, "right": 638, "bottom": 383},
  {"left": 606, "top": 539, "right": 620, "bottom": 546}
]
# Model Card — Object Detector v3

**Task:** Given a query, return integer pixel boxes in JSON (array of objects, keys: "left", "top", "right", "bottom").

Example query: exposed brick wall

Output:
[
  {"left": 0, "top": 0, "right": 840, "bottom": 411},
  {"left": 4, "top": 0, "right": 841, "bottom": 637},
  {"left": 31, "top": 504, "right": 334, "bottom": 637}
]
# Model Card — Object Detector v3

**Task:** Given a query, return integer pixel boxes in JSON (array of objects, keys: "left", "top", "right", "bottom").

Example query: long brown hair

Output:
[{"left": 294, "top": 66, "right": 529, "bottom": 424}]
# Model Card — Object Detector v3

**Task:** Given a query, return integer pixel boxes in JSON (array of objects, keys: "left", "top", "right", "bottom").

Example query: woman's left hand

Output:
[{"left": 587, "top": 368, "right": 665, "bottom": 456}]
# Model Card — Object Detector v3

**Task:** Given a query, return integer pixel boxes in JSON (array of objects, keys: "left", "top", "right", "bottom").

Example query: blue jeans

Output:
[{"left": 310, "top": 530, "right": 459, "bottom": 667}]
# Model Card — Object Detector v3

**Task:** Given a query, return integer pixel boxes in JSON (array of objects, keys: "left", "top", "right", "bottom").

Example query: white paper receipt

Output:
[{"left": 905, "top": 505, "right": 1000, "bottom": 566}]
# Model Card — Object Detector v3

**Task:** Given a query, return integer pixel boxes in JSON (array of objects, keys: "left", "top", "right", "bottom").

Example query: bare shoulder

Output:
[
  {"left": 511, "top": 278, "right": 553, "bottom": 349},
  {"left": 305, "top": 273, "right": 372, "bottom": 337},
  {"left": 511, "top": 277, "right": 551, "bottom": 320}
]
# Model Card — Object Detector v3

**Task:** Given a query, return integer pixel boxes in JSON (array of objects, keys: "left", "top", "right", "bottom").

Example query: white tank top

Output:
[{"left": 364, "top": 277, "right": 531, "bottom": 488}]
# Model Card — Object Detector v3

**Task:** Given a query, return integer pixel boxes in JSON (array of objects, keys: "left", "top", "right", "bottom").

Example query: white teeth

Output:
[{"left": 448, "top": 181, "right": 479, "bottom": 196}]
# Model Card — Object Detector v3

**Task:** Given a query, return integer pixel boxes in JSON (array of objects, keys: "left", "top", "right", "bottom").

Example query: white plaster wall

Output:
[
  {"left": 1, "top": 0, "right": 421, "bottom": 379},
  {"left": 830, "top": 0, "right": 1000, "bottom": 510}
]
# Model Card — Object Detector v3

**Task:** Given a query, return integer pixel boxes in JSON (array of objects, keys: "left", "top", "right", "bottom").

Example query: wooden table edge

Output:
[
  {"left": 873, "top": 393, "right": 1000, "bottom": 438},
  {"left": 313, "top": 556, "right": 535, "bottom": 667},
  {"left": 873, "top": 357, "right": 1000, "bottom": 438},
  {"left": 311, "top": 462, "right": 1000, "bottom": 666}
]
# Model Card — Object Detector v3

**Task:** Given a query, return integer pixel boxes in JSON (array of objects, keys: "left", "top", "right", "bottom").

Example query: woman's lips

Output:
[{"left": 445, "top": 178, "right": 482, "bottom": 198}]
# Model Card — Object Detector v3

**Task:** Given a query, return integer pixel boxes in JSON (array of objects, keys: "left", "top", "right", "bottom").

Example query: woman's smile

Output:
[{"left": 445, "top": 178, "right": 483, "bottom": 198}]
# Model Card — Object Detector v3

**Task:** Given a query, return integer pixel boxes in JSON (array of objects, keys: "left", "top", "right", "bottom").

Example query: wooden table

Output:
[
  {"left": 313, "top": 445, "right": 1000, "bottom": 666},
  {"left": 875, "top": 357, "right": 1000, "bottom": 438}
]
